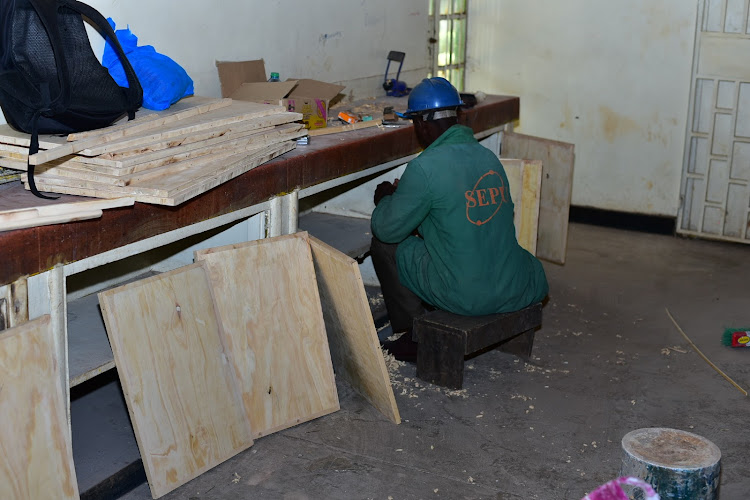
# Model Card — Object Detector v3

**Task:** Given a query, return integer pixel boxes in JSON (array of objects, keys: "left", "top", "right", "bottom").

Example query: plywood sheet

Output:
[
  {"left": 0, "top": 114, "right": 300, "bottom": 175},
  {"left": 25, "top": 141, "right": 296, "bottom": 206},
  {"left": 65, "top": 96, "right": 232, "bottom": 142},
  {"left": 0, "top": 96, "right": 231, "bottom": 156},
  {"left": 308, "top": 235, "right": 400, "bottom": 424},
  {"left": 195, "top": 233, "right": 339, "bottom": 439},
  {"left": 0, "top": 315, "right": 79, "bottom": 500},
  {"left": 501, "top": 132, "right": 575, "bottom": 264},
  {"left": 28, "top": 100, "right": 287, "bottom": 165},
  {"left": 0, "top": 186, "right": 133, "bottom": 232},
  {"left": 98, "top": 264, "right": 253, "bottom": 498},
  {"left": 36, "top": 124, "right": 305, "bottom": 184},
  {"left": 501, "top": 159, "right": 543, "bottom": 255}
]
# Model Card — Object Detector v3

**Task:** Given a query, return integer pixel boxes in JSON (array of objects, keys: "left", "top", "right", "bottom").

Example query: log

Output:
[{"left": 621, "top": 427, "right": 721, "bottom": 499}]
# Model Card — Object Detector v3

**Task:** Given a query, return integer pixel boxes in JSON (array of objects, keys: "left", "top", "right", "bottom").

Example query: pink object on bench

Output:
[{"left": 582, "top": 476, "right": 660, "bottom": 500}]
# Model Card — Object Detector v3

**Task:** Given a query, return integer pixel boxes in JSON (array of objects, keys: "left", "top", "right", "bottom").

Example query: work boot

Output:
[{"left": 382, "top": 331, "right": 418, "bottom": 363}]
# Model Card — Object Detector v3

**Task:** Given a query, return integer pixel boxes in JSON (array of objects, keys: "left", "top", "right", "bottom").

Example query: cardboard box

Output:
[{"left": 216, "top": 60, "right": 345, "bottom": 129}]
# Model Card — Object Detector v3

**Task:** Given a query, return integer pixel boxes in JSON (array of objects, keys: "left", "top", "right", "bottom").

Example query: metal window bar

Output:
[{"left": 428, "top": 0, "right": 468, "bottom": 91}]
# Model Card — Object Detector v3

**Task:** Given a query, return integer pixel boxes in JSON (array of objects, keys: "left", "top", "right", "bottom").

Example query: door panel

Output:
[{"left": 679, "top": 0, "right": 750, "bottom": 242}]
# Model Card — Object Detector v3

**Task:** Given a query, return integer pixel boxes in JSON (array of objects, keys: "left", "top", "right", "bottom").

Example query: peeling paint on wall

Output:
[{"left": 599, "top": 106, "right": 640, "bottom": 143}]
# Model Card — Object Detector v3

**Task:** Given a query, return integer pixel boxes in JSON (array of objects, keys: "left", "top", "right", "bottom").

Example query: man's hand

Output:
[{"left": 374, "top": 180, "right": 397, "bottom": 206}]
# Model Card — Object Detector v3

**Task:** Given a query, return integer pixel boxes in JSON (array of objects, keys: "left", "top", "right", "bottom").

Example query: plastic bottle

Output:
[{"left": 268, "top": 72, "right": 280, "bottom": 82}]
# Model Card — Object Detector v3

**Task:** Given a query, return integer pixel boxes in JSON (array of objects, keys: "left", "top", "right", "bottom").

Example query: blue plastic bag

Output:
[{"left": 102, "top": 19, "right": 193, "bottom": 111}]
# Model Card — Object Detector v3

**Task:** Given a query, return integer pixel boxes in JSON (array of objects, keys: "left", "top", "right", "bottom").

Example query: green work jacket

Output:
[{"left": 371, "top": 124, "right": 548, "bottom": 315}]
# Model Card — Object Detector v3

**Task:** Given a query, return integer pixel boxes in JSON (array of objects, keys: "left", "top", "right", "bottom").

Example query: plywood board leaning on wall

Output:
[
  {"left": 195, "top": 232, "right": 340, "bottom": 439},
  {"left": 98, "top": 264, "right": 254, "bottom": 499},
  {"left": 501, "top": 132, "right": 575, "bottom": 264},
  {"left": 308, "top": 235, "right": 401, "bottom": 424},
  {"left": 500, "top": 159, "right": 543, "bottom": 255},
  {"left": 0, "top": 315, "right": 79, "bottom": 500}
]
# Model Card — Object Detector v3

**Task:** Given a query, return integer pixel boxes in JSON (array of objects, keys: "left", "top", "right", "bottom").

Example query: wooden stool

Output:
[{"left": 413, "top": 302, "right": 543, "bottom": 389}]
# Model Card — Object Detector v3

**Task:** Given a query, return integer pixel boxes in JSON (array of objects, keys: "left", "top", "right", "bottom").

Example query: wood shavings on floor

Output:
[{"left": 382, "top": 348, "right": 470, "bottom": 400}]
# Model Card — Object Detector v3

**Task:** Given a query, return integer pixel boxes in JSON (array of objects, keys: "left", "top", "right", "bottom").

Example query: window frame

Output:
[{"left": 428, "top": 0, "right": 468, "bottom": 91}]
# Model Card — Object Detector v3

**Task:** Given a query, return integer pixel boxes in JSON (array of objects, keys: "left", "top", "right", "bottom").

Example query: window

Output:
[{"left": 428, "top": 0, "right": 468, "bottom": 91}]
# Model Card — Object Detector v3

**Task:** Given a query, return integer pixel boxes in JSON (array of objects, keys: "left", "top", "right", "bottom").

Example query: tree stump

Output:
[{"left": 621, "top": 428, "right": 721, "bottom": 499}]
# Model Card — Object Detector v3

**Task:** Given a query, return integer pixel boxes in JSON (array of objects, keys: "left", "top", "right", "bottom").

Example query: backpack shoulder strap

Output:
[
  {"left": 62, "top": 0, "right": 143, "bottom": 117},
  {"left": 23, "top": 0, "right": 72, "bottom": 112}
]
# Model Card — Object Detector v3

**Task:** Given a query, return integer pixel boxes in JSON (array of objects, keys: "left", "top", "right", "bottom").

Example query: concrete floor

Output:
[{"left": 119, "top": 223, "right": 750, "bottom": 499}]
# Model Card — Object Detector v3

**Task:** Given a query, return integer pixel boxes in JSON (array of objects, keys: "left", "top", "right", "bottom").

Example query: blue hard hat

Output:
[{"left": 398, "top": 77, "right": 463, "bottom": 118}]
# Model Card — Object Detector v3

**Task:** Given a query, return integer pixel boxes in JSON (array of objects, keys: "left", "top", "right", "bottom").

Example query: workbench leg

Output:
[
  {"left": 28, "top": 266, "right": 70, "bottom": 432},
  {"left": 267, "top": 190, "right": 299, "bottom": 237},
  {"left": 9, "top": 276, "right": 28, "bottom": 328},
  {"left": 0, "top": 276, "right": 28, "bottom": 331}
]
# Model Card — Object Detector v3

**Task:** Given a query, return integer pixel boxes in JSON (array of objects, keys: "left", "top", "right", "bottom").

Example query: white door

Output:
[{"left": 679, "top": 0, "right": 750, "bottom": 242}]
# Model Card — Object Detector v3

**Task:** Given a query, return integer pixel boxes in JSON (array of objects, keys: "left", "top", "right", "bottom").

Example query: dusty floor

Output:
[{"left": 120, "top": 223, "right": 750, "bottom": 499}]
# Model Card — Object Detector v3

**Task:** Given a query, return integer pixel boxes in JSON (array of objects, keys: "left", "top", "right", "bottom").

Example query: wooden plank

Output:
[
  {"left": 36, "top": 124, "right": 305, "bottom": 184},
  {"left": 0, "top": 315, "right": 79, "bottom": 500},
  {"left": 65, "top": 96, "right": 232, "bottom": 142},
  {"left": 195, "top": 233, "right": 339, "bottom": 439},
  {"left": 501, "top": 132, "right": 575, "bottom": 264},
  {"left": 502, "top": 159, "right": 542, "bottom": 254},
  {"left": 0, "top": 195, "right": 134, "bottom": 232},
  {"left": 26, "top": 140, "right": 296, "bottom": 205},
  {"left": 0, "top": 181, "right": 116, "bottom": 210},
  {"left": 516, "top": 161, "right": 542, "bottom": 255},
  {"left": 0, "top": 125, "right": 68, "bottom": 149},
  {"left": 308, "top": 119, "right": 383, "bottom": 137},
  {"left": 0, "top": 113, "right": 300, "bottom": 174},
  {"left": 70, "top": 103, "right": 298, "bottom": 158},
  {"left": 98, "top": 263, "right": 253, "bottom": 498},
  {"left": 28, "top": 100, "right": 289, "bottom": 165},
  {"left": 308, "top": 235, "right": 400, "bottom": 424},
  {"left": 86, "top": 112, "right": 300, "bottom": 169},
  {"left": 0, "top": 95, "right": 228, "bottom": 156},
  {"left": 0, "top": 156, "right": 30, "bottom": 171},
  {"left": 74, "top": 102, "right": 294, "bottom": 158}
]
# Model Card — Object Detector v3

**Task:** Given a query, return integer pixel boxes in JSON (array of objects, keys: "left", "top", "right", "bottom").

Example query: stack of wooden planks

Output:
[{"left": 0, "top": 96, "right": 306, "bottom": 206}]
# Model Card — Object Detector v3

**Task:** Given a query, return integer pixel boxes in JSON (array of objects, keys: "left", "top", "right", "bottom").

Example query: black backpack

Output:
[{"left": 0, "top": 0, "right": 143, "bottom": 197}]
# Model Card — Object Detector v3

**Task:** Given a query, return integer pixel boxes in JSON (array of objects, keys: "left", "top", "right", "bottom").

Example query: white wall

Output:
[
  {"left": 467, "top": 1, "right": 698, "bottom": 217},
  {"left": 1, "top": 0, "right": 429, "bottom": 123}
]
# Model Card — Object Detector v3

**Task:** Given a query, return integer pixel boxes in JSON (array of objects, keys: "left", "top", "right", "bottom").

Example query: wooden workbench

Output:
[
  {"left": 0, "top": 94, "right": 519, "bottom": 496},
  {"left": 0, "top": 95, "right": 518, "bottom": 286}
]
